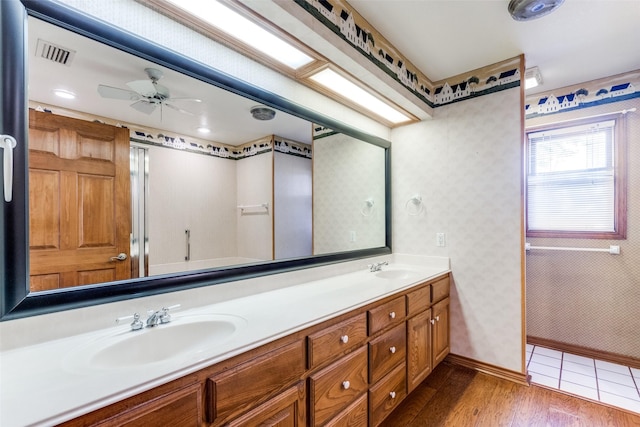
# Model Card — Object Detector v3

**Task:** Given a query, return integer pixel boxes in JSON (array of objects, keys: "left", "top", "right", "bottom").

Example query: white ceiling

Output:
[
  {"left": 348, "top": 0, "right": 640, "bottom": 95},
  {"left": 28, "top": 18, "right": 313, "bottom": 146}
]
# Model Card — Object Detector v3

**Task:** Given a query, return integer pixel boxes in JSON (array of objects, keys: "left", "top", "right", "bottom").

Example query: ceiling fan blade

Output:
[
  {"left": 126, "top": 79, "right": 157, "bottom": 97},
  {"left": 97, "top": 84, "right": 141, "bottom": 101},
  {"left": 130, "top": 100, "right": 157, "bottom": 115},
  {"left": 164, "top": 102, "right": 195, "bottom": 115}
]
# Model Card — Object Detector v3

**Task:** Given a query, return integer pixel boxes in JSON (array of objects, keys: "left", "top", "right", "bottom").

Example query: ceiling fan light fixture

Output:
[
  {"left": 250, "top": 105, "right": 276, "bottom": 121},
  {"left": 508, "top": 0, "right": 565, "bottom": 21}
]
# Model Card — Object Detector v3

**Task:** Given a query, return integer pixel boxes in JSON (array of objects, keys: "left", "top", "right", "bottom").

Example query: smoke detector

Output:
[
  {"left": 508, "top": 0, "right": 564, "bottom": 21},
  {"left": 250, "top": 105, "right": 276, "bottom": 121}
]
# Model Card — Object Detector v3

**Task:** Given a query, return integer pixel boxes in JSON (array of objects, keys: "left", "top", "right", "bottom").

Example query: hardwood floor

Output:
[{"left": 381, "top": 362, "right": 640, "bottom": 426}]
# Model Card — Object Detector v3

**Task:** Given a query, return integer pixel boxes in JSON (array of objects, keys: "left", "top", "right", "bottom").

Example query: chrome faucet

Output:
[
  {"left": 146, "top": 310, "right": 163, "bottom": 327},
  {"left": 146, "top": 304, "right": 180, "bottom": 327},
  {"left": 368, "top": 261, "right": 388, "bottom": 272}
]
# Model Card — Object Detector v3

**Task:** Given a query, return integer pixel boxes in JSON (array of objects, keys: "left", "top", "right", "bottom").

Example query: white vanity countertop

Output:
[{"left": 0, "top": 255, "right": 449, "bottom": 427}]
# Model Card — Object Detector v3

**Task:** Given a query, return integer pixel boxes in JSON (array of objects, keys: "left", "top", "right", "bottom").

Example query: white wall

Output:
[
  {"left": 391, "top": 87, "right": 524, "bottom": 372},
  {"left": 148, "top": 146, "right": 237, "bottom": 274},
  {"left": 236, "top": 153, "right": 273, "bottom": 261},
  {"left": 274, "top": 152, "right": 312, "bottom": 259}
]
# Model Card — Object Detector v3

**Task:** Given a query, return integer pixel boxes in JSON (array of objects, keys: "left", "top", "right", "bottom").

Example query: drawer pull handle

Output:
[
  {"left": 389, "top": 391, "right": 397, "bottom": 399},
  {"left": 389, "top": 311, "right": 396, "bottom": 319},
  {"left": 342, "top": 381, "right": 350, "bottom": 390},
  {"left": 340, "top": 335, "right": 349, "bottom": 344},
  {"left": 389, "top": 346, "right": 396, "bottom": 354},
  {"left": 430, "top": 319, "right": 436, "bottom": 325}
]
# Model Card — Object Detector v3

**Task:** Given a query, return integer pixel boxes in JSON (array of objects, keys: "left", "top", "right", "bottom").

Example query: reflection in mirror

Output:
[
  {"left": 25, "top": 16, "right": 384, "bottom": 292},
  {"left": 313, "top": 126, "right": 386, "bottom": 254}
]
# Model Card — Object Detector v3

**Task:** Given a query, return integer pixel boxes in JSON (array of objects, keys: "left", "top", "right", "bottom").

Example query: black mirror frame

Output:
[{"left": 0, "top": 0, "right": 392, "bottom": 321}]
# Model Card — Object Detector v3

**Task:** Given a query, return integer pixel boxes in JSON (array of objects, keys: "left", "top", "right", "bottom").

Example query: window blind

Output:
[{"left": 527, "top": 119, "right": 615, "bottom": 232}]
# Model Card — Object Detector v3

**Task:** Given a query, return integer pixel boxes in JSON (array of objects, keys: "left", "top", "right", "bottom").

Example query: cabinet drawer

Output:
[
  {"left": 324, "top": 393, "right": 367, "bottom": 427},
  {"left": 309, "top": 346, "right": 368, "bottom": 426},
  {"left": 226, "top": 382, "right": 305, "bottom": 427},
  {"left": 406, "top": 285, "right": 431, "bottom": 316},
  {"left": 368, "top": 296, "right": 406, "bottom": 335},
  {"left": 431, "top": 276, "right": 450, "bottom": 304},
  {"left": 368, "top": 322, "right": 406, "bottom": 383},
  {"left": 369, "top": 363, "right": 406, "bottom": 427},
  {"left": 206, "top": 340, "right": 305, "bottom": 424},
  {"left": 308, "top": 312, "right": 367, "bottom": 369}
]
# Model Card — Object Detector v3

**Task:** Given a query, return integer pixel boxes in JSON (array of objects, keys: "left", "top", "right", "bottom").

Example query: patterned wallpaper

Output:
[
  {"left": 391, "top": 86, "right": 524, "bottom": 373},
  {"left": 313, "top": 131, "right": 386, "bottom": 254},
  {"left": 294, "top": 0, "right": 521, "bottom": 108},
  {"left": 526, "top": 91, "right": 640, "bottom": 359}
]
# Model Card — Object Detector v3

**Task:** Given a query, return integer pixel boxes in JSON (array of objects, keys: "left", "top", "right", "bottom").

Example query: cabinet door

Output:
[
  {"left": 432, "top": 297, "right": 450, "bottom": 366},
  {"left": 84, "top": 383, "right": 201, "bottom": 427},
  {"left": 226, "top": 382, "right": 305, "bottom": 427},
  {"left": 407, "top": 308, "right": 432, "bottom": 393}
]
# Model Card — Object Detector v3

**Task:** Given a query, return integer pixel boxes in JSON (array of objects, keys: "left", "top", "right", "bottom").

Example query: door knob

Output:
[{"left": 110, "top": 253, "right": 128, "bottom": 262}]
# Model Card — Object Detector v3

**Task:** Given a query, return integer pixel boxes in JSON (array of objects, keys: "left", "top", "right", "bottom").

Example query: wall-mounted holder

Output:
[
  {"left": 525, "top": 242, "right": 621, "bottom": 254},
  {"left": 238, "top": 202, "right": 269, "bottom": 215},
  {"left": 361, "top": 198, "right": 375, "bottom": 217},
  {"left": 405, "top": 194, "right": 424, "bottom": 216}
]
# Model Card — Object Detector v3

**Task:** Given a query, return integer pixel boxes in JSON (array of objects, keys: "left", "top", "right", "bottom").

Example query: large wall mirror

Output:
[{"left": 0, "top": 0, "right": 391, "bottom": 320}]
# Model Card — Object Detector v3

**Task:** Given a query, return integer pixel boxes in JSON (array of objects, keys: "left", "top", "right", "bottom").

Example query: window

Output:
[{"left": 526, "top": 114, "right": 627, "bottom": 239}]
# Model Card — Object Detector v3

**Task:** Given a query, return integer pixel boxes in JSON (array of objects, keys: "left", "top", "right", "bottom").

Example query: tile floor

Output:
[{"left": 526, "top": 344, "right": 640, "bottom": 414}]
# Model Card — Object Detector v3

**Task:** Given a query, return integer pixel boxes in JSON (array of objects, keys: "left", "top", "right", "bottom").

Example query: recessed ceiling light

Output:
[
  {"left": 308, "top": 68, "right": 411, "bottom": 125},
  {"left": 197, "top": 126, "right": 211, "bottom": 134},
  {"left": 165, "top": 0, "right": 314, "bottom": 70},
  {"left": 53, "top": 89, "right": 76, "bottom": 99}
]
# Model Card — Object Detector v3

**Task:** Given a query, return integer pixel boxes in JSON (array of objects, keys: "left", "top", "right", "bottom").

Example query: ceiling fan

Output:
[{"left": 97, "top": 68, "right": 201, "bottom": 116}]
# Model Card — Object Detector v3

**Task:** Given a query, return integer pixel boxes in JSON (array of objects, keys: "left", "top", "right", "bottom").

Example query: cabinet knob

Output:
[
  {"left": 430, "top": 319, "right": 436, "bottom": 325},
  {"left": 389, "top": 311, "right": 396, "bottom": 319},
  {"left": 389, "top": 346, "right": 396, "bottom": 354},
  {"left": 342, "top": 381, "right": 350, "bottom": 390},
  {"left": 389, "top": 391, "right": 397, "bottom": 399},
  {"left": 340, "top": 335, "right": 349, "bottom": 344},
  {"left": 436, "top": 315, "right": 440, "bottom": 322}
]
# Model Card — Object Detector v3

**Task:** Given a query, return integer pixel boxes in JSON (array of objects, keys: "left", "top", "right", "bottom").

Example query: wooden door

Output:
[
  {"left": 28, "top": 109, "right": 131, "bottom": 290},
  {"left": 432, "top": 297, "right": 450, "bottom": 366}
]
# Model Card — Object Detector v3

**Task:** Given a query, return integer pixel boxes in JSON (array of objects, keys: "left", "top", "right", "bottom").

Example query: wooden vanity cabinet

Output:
[
  {"left": 205, "top": 340, "right": 306, "bottom": 425},
  {"left": 62, "top": 273, "right": 451, "bottom": 427},
  {"left": 432, "top": 296, "right": 450, "bottom": 366},
  {"left": 57, "top": 380, "right": 203, "bottom": 427},
  {"left": 406, "top": 276, "right": 451, "bottom": 394},
  {"left": 225, "top": 382, "right": 306, "bottom": 427}
]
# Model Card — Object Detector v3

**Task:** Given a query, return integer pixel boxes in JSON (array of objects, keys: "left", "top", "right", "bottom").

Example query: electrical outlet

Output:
[{"left": 436, "top": 233, "right": 446, "bottom": 247}]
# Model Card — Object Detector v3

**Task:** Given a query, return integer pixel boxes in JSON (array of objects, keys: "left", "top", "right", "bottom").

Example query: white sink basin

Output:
[
  {"left": 66, "top": 314, "right": 246, "bottom": 371},
  {"left": 375, "top": 269, "right": 417, "bottom": 280}
]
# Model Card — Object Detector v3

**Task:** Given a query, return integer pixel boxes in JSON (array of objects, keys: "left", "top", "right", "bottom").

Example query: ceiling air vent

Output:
[{"left": 35, "top": 39, "right": 76, "bottom": 66}]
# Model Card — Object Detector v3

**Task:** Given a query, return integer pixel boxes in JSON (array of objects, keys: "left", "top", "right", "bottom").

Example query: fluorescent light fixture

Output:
[
  {"left": 309, "top": 68, "right": 411, "bottom": 124},
  {"left": 53, "top": 89, "right": 76, "bottom": 99},
  {"left": 525, "top": 66, "right": 543, "bottom": 89},
  {"left": 165, "top": 0, "right": 314, "bottom": 70}
]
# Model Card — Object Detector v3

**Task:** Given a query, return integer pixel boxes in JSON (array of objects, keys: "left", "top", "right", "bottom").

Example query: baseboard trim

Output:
[
  {"left": 445, "top": 353, "right": 530, "bottom": 386},
  {"left": 527, "top": 336, "right": 640, "bottom": 370}
]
